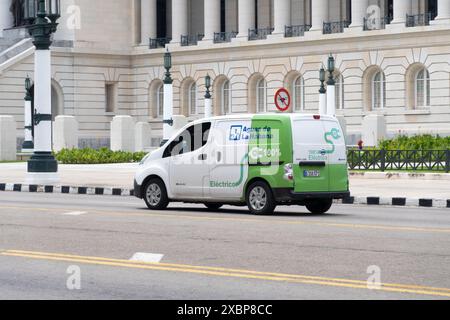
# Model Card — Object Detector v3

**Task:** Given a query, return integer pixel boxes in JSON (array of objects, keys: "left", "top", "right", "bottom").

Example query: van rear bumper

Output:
[{"left": 273, "top": 189, "right": 350, "bottom": 203}]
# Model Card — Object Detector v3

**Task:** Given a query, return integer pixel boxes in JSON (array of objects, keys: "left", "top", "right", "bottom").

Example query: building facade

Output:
[{"left": 0, "top": 0, "right": 449, "bottom": 147}]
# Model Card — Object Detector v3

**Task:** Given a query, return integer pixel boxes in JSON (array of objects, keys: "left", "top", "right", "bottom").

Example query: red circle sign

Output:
[{"left": 275, "top": 88, "right": 291, "bottom": 112}]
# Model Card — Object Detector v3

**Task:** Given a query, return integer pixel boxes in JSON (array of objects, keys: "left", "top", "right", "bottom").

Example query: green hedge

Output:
[
  {"left": 55, "top": 148, "right": 147, "bottom": 164},
  {"left": 378, "top": 134, "right": 450, "bottom": 150}
]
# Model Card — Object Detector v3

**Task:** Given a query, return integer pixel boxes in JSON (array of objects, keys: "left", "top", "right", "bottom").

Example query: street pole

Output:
[
  {"left": 326, "top": 54, "right": 336, "bottom": 117},
  {"left": 25, "top": 0, "right": 61, "bottom": 184},
  {"left": 204, "top": 74, "right": 212, "bottom": 118},
  {"left": 319, "top": 66, "right": 327, "bottom": 115},
  {"left": 22, "top": 76, "right": 34, "bottom": 153},
  {"left": 162, "top": 48, "right": 174, "bottom": 146}
]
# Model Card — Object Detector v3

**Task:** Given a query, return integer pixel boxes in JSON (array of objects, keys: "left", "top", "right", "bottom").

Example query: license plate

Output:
[{"left": 303, "top": 170, "right": 320, "bottom": 177}]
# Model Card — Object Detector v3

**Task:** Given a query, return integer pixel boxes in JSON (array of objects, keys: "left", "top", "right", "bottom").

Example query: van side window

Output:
[{"left": 163, "top": 122, "right": 211, "bottom": 158}]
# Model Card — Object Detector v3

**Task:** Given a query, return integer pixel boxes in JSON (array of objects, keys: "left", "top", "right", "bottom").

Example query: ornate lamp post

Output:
[
  {"left": 326, "top": 54, "right": 336, "bottom": 117},
  {"left": 22, "top": 76, "right": 34, "bottom": 153},
  {"left": 25, "top": 0, "right": 61, "bottom": 183},
  {"left": 319, "top": 66, "right": 327, "bottom": 115},
  {"left": 162, "top": 48, "right": 174, "bottom": 146},
  {"left": 204, "top": 74, "right": 212, "bottom": 118}
]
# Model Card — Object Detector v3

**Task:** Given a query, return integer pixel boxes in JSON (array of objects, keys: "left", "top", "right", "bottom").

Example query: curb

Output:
[
  {"left": 0, "top": 183, "right": 449, "bottom": 209},
  {"left": 0, "top": 183, "right": 133, "bottom": 197}
]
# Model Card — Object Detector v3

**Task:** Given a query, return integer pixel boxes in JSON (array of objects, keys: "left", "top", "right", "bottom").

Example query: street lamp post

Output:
[
  {"left": 25, "top": 0, "right": 61, "bottom": 184},
  {"left": 326, "top": 54, "right": 336, "bottom": 117},
  {"left": 204, "top": 74, "right": 212, "bottom": 118},
  {"left": 162, "top": 49, "right": 174, "bottom": 146},
  {"left": 22, "top": 76, "right": 34, "bottom": 153},
  {"left": 319, "top": 66, "right": 327, "bottom": 115}
]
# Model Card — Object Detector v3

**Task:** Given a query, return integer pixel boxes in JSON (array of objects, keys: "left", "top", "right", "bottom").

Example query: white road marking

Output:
[
  {"left": 129, "top": 252, "right": 164, "bottom": 263},
  {"left": 63, "top": 211, "right": 88, "bottom": 216}
]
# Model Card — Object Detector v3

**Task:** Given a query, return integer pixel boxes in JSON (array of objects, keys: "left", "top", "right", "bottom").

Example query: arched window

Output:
[
  {"left": 372, "top": 71, "right": 386, "bottom": 110},
  {"left": 256, "top": 78, "right": 267, "bottom": 113},
  {"left": 221, "top": 80, "right": 231, "bottom": 115},
  {"left": 415, "top": 68, "right": 430, "bottom": 108},
  {"left": 189, "top": 82, "right": 197, "bottom": 115},
  {"left": 156, "top": 84, "right": 164, "bottom": 118},
  {"left": 293, "top": 76, "right": 305, "bottom": 112},
  {"left": 335, "top": 73, "right": 344, "bottom": 110}
]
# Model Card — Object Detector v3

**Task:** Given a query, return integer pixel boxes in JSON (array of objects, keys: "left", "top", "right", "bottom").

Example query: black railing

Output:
[
  {"left": 323, "top": 21, "right": 350, "bottom": 34},
  {"left": 363, "top": 16, "right": 392, "bottom": 31},
  {"left": 149, "top": 37, "right": 171, "bottom": 49},
  {"left": 181, "top": 34, "right": 204, "bottom": 46},
  {"left": 347, "top": 149, "right": 450, "bottom": 172},
  {"left": 406, "top": 13, "right": 432, "bottom": 27},
  {"left": 285, "top": 24, "right": 311, "bottom": 37},
  {"left": 248, "top": 27, "right": 274, "bottom": 41},
  {"left": 213, "top": 31, "right": 238, "bottom": 43}
]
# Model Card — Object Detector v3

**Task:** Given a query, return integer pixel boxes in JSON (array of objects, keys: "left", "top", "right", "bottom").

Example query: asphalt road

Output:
[{"left": 0, "top": 192, "right": 449, "bottom": 300}]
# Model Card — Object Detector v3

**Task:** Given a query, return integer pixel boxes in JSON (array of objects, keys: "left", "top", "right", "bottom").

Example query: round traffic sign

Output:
[{"left": 275, "top": 88, "right": 291, "bottom": 112}]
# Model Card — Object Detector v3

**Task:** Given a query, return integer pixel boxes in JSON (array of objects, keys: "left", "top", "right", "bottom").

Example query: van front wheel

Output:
[
  {"left": 305, "top": 199, "right": 333, "bottom": 214},
  {"left": 144, "top": 178, "right": 169, "bottom": 210},
  {"left": 246, "top": 181, "right": 276, "bottom": 215}
]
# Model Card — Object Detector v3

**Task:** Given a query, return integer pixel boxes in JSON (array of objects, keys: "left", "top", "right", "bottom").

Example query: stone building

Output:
[{"left": 0, "top": 0, "right": 449, "bottom": 147}]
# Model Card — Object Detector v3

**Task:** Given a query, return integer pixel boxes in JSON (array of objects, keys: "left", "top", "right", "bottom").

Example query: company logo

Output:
[
  {"left": 324, "top": 128, "right": 341, "bottom": 154},
  {"left": 229, "top": 125, "right": 250, "bottom": 141}
]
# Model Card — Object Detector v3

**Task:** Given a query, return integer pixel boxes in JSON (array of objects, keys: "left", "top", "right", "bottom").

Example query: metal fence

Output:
[
  {"left": 347, "top": 149, "right": 450, "bottom": 172},
  {"left": 323, "top": 21, "right": 350, "bottom": 34},
  {"left": 149, "top": 37, "right": 171, "bottom": 49},
  {"left": 213, "top": 31, "right": 238, "bottom": 43},
  {"left": 406, "top": 13, "right": 432, "bottom": 27},
  {"left": 285, "top": 24, "right": 311, "bottom": 37},
  {"left": 248, "top": 27, "right": 274, "bottom": 41},
  {"left": 181, "top": 34, "right": 204, "bottom": 46},
  {"left": 363, "top": 16, "right": 392, "bottom": 31}
]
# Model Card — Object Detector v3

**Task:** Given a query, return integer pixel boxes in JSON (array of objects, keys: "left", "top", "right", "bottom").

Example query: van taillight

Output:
[{"left": 313, "top": 115, "right": 321, "bottom": 120}]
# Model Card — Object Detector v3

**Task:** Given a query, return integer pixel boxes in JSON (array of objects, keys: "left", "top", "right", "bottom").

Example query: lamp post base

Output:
[
  {"left": 21, "top": 141, "right": 34, "bottom": 153},
  {"left": 27, "top": 151, "right": 58, "bottom": 173},
  {"left": 26, "top": 172, "right": 60, "bottom": 185}
]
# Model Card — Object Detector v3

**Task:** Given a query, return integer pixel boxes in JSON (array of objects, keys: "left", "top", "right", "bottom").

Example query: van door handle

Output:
[
  {"left": 299, "top": 161, "right": 326, "bottom": 167},
  {"left": 216, "top": 152, "right": 222, "bottom": 162},
  {"left": 198, "top": 154, "right": 208, "bottom": 161}
]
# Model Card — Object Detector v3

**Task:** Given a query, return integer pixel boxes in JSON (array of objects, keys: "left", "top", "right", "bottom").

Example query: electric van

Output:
[{"left": 134, "top": 114, "right": 349, "bottom": 215}]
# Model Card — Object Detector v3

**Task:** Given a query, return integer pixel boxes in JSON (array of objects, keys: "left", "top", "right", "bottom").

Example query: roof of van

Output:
[{"left": 197, "top": 113, "right": 338, "bottom": 122}]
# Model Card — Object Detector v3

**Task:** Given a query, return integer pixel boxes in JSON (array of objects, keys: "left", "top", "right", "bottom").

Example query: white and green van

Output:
[{"left": 134, "top": 114, "right": 349, "bottom": 215}]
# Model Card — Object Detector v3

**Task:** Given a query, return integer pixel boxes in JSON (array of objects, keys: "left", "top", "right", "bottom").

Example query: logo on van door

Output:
[
  {"left": 307, "top": 128, "right": 341, "bottom": 161},
  {"left": 229, "top": 125, "right": 250, "bottom": 141}
]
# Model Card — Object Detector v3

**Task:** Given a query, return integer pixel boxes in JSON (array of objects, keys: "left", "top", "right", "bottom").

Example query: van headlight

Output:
[{"left": 283, "top": 163, "right": 294, "bottom": 181}]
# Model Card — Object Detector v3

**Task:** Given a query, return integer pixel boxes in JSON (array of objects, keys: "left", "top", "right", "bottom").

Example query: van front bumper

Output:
[
  {"left": 273, "top": 189, "right": 350, "bottom": 203},
  {"left": 134, "top": 180, "right": 143, "bottom": 199}
]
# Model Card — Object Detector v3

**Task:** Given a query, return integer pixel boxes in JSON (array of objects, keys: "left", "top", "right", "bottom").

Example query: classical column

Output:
[
  {"left": 237, "top": 0, "right": 255, "bottom": 39},
  {"left": 310, "top": 0, "right": 328, "bottom": 31},
  {"left": 141, "top": 0, "right": 157, "bottom": 45},
  {"left": 204, "top": 0, "right": 221, "bottom": 41},
  {"left": 349, "top": 0, "right": 369, "bottom": 29},
  {"left": 390, "top": 0, "right": 411, "bottom": 25},
  {"left": 273, "top": 0, "right": 291, "bottom": 35},
  {"left": 0, "top": 0, "right": 13, "bottom": 36},
  {"left": 171, "top": 0, "right": 188, "bottom": 44},
  {"left": 433, "top": 0, "right": 450, "bottom": 24}
]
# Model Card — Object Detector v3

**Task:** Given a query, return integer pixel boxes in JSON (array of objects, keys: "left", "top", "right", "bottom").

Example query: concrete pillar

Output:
[
  {"left": 53, "top": 116, "right": 78, "bottom": 152},
  {"left": 172, "top": 115, "right": 188, "bottom": 133},
  {"left": 273, "top": 0, "right": 291, "bottom": 35},
  {"left": 171, "top": 0, "right": 188, "bottom": 43},
  {"left": 204, "top": 98, "right": 212, "bottom": 118},
  {"left": 0, "top": 116, "right": 16, "bottom": 161},
  {"left": 111, "top": 116, "right": 135, "bottom": 152},
  {"left": 141, "top": 0, "right": 157, "bottom": 45},
  {"left": 391, "top": 0, "right": 411, "bottom": 25},
  {"left": 204, "top": 0, "right": 221, "bottom": 41},
  {"left": 326, "top": 85, "right": 336, "bottom": 116},
  {"left": 163, "top": 83, "right": 174, "bottom": 142},
  {"left": 349, "top": 0, "right": 369, "bottom": 29},
  {"left": 237, "top": 0, "right": 255, "bottom": 38},
  {"left": 0, "top": 0, "right": 13, "bottom": 37},
  {"left": 135, "top": 122, "right": 152, "bottom": 152},
  {"left": 319, "top": 93, "right": 327, "bottom": 115},
  {"left": 433, "top": 0, "right": 450, "bottom": 24},
  {"left": 310, "top": 0, "right": 328, "bottom": 31},
  {"left": 362, "top": 114, "right": 386, "bottom": 147}
]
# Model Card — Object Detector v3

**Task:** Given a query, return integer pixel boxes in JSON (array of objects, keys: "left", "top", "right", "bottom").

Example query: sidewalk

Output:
[{"left": 0, "top": 162, "right": 449, "bottom": 199}]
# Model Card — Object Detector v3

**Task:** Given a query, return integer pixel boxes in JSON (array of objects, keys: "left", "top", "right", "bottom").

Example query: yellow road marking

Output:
[
  {"left": 2, "top": 249, "right": 450, "bottom": 298},
  {"left": 1, "top": 204, "right": 450, "bottom": 234}
]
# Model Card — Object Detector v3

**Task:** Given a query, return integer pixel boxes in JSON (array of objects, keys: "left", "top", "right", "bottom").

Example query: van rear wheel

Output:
[
  {"left": 246, "top": 181, "right": 276, "bottom": 215},
  {"left": 306, "top": 199, "right": 333, "bottom": 214},
  {"left": 144, "top": 178, "right": 169, "bottom": 210}
]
